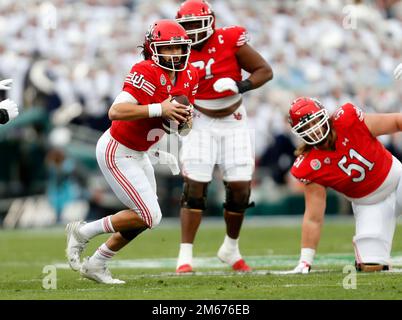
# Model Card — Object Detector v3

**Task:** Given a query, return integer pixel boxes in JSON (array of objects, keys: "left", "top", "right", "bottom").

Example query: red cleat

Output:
[
  {"left": 232, "top": 259, "right": 252, "bottom": 272},
  {"left": 176, "top": 264, "right": 193, "bottom": 273}
]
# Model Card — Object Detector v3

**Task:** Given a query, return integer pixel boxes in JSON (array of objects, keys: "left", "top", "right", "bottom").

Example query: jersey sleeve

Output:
[
  {"left": 122, "top": 62, "right": 157, "bottom": 104},
  {"left": 222, "top": 25, "right": 250, "bottom": 50},
  {"left": 290, "top": 154, "right": 312, "bottom": 185},
  {"left": 333, "top": 103, "right": 365, "bottom": 127}
]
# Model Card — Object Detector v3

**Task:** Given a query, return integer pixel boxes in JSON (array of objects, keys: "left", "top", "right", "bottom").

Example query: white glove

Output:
[
  {"left": 0, "top": 99, "right": 19, "bottom": 120},
  {"left": 213, "top": 77, "right": 239, "bottom": 93},
  {"left": 0, "top": 79, "right": 13, "bottom": 90},
  {"left": 394, "top": 63, "right": 402, "bottom": 80},
  {"left": 291, "top": 261, "right": 311, "bottom": 274},
  {"left": 148, "top": 149, "right": 180, "bottom": 175}
]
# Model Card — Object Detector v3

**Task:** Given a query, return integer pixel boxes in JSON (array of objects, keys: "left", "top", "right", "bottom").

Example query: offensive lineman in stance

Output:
[
  {"left": 65, "top": 20, "right": 198, "bottom": 284},
  {"left": 288, "top": 88, "right": 402, "bottom": 273},
  {"left": 175, "top": 0, "right": 273, "bottom": 273}
]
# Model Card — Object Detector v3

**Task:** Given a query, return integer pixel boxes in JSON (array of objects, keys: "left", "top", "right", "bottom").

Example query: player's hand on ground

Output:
[
  {"left": 0, "top": 99, "right": 19, "bottom": 120},
  {"left": 291, "top": 261, "right": 311, "bottom": 274},
  {"left": 161, "top": 95, "right": 189, "bottom": 123},
  {"left": 0, "top": 79, "right": 13, "bottom": 90},
  {"left": 213, "top": 78, "right": 239, "bottom": 93},
  {"left": 394, "top": 63, "right": 402, "bottom": 80}
]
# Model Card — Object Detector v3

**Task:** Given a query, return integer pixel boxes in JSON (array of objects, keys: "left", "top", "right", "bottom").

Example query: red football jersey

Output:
[
  {"left": 110, "top": 60, "right": 199, "bottom": 151},
  {"left": 189, "top": 26, "right": 248, "bottom": 100},
  {"left": 291, "top": 103, "right": 393, "bottom": 198}
]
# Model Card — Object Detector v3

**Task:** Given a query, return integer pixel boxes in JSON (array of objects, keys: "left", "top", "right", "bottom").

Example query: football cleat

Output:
[
  {"left": 65, "top": 221, "right": 88, "bottom": 271},
  {"left": 231, "top": 259, "right": 252, "bottom": 272},
  {"left": 176, "top": 264, "right": 193, "bottom": 274},
  {"left": 80, "top": 257, "right": 125, "bottom": 284},
  {"left": 217, "top": 246, "right": 252, "bottom": 272},
  {"left": 355, "top": 261, "right": 389, "bottom": 272},
  {"left": 291, "top": 261, "right": 311, "bottom": 274}
]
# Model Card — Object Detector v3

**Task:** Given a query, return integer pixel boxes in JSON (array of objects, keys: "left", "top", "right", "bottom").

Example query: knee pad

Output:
[
  {"left": 353, "top": 233, "right": 392, "bottom": 266},
  {"left": 181, "top": 178, "right": 209, "bottom": 210},
  {"left": 120, "top": 226, "right": 147, "bottom": 241},
  {"left": 223, "top": 181, "right": 254, "bottom": 213}
]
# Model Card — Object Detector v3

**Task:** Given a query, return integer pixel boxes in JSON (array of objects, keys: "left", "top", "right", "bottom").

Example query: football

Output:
[{"left": 162, "top": 95, "right": 193, "bottom": 135}]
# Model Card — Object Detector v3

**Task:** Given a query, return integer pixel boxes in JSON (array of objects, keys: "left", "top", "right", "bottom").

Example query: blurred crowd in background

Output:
[{"left": 0, "top": 0, "right": 401, "bottom": 226}]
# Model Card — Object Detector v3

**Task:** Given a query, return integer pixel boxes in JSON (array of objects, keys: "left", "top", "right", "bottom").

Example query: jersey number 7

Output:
[{"left": 192, "top": 58, "right": 215, "bottom": 79}]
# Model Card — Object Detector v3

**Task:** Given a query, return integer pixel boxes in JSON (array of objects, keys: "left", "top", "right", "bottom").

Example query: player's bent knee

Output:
[
  {"left": 224, "top": 181, "right": 254, "bottom": 213},
  {"left": 149, "top": 208, "right": 162, "bottom": 229},
  {"left": 181, "top": 178, "right": 209, "bottom": 210},
  {"left": 353, "top": 233, "right": 391, "bottom": 266}
]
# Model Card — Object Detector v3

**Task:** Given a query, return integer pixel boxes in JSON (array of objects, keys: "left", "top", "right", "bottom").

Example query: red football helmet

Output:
[
  {"left": 176, "top": 0, "right": 215, "bottom": 46},
  {"left": 288, "top": 97, "right": 330, "bottom": 145},
  {"left": 143, "top": 19, "right": 192, "bottom": 72}
]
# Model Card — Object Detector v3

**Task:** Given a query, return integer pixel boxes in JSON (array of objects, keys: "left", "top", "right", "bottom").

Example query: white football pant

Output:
[
  {"left": 96, "top": 129, "right": 162, "bottom": 229},
  {"left": 180, "top": 105, "right": 254, "bottom": 182},
  {"left": 351, "top": 156, "right": 402, "bottom": 266}
]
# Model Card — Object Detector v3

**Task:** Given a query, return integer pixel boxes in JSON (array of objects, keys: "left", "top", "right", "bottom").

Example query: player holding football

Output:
[
  {"left": 288, "top": 90, "right": 402, "bottom": 273},
  {"left": 175, "top": 0, "right": 273, "bottom": 273},
  {"left": 0, "top": 79, "right": 19, "bottom": 125},
  {"left": 65, "top": 20, "right": 198, "bottom": 284}
]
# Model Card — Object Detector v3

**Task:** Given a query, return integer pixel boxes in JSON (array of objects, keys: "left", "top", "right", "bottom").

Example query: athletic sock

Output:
[
  {"left": 89, "top": 243, "right": 117, "bottom": 265},
  {"left": 177, "top": 243, "right": 193, "bottom": 267},
  {"left": 79, "top": 216, "right": 115, "bottom": 240},
  {"left": 218, "top": 235, "right": 242, "bottom": 265}
]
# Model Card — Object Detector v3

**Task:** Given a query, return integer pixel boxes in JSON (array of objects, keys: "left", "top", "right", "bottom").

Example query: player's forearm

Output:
[
  {"left": 246, "top": 64, "right": 273, "bottom": 89},
  {"left": 108, "top": 103, "right": 152, "bottom": 121}
]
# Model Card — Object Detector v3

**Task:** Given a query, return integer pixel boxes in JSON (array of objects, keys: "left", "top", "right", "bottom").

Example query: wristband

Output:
[
  {"left": 148, "top": 103, "right": 162, "bottom": 118},
  {"left": 236, "top": 79, "right": 253, "bottom": 94},
  {"left": 300, "top": 248, "right": 315, "bottom": 265}
]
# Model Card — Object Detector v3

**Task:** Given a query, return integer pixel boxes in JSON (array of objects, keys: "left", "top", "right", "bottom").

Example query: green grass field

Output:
[{"left": 1, "top": 217, "right": 402, "bottom": 300}]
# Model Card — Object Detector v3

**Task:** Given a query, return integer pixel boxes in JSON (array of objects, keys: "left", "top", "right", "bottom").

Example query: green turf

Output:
[{"left": 1, "top": 219, "right": 402, "bottom": 300}]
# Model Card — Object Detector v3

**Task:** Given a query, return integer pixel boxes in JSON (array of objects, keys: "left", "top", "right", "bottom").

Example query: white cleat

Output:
[
  {"left": 65, "top": 221, "right": 88, "bottom": 271},
  {"left": 80, "top": 258, "right": 125, "bottom": 284}
]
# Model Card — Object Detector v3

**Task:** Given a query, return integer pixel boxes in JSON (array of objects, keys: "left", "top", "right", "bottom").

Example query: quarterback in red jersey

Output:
[
  {"left": 288, "top": 97, "right": 402, "bottom": 273},
  {"left": 65, "top": 20, "right": 198, "bottom": 284},
  {"left": 175, "top": 0, "right": 273, "bottom": 273}
]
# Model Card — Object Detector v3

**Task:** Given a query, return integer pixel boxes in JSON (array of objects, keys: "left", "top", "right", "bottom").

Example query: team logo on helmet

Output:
[{"left": 310, "top": 159, "right": 321, "bottom": 170}]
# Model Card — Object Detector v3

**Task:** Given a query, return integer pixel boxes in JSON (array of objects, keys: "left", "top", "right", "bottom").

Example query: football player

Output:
[
  {"left": 65, "top": 19, "right": 199, "bottom": 284},
  {"left": 0, "top": 79, "right": 19, "bottom": 125},
  {"left": 175, "top": 0, "right": 273, "bottom": 273},
  {"left": 288, "top": 96, "right": 402, "bottom": 273}
]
